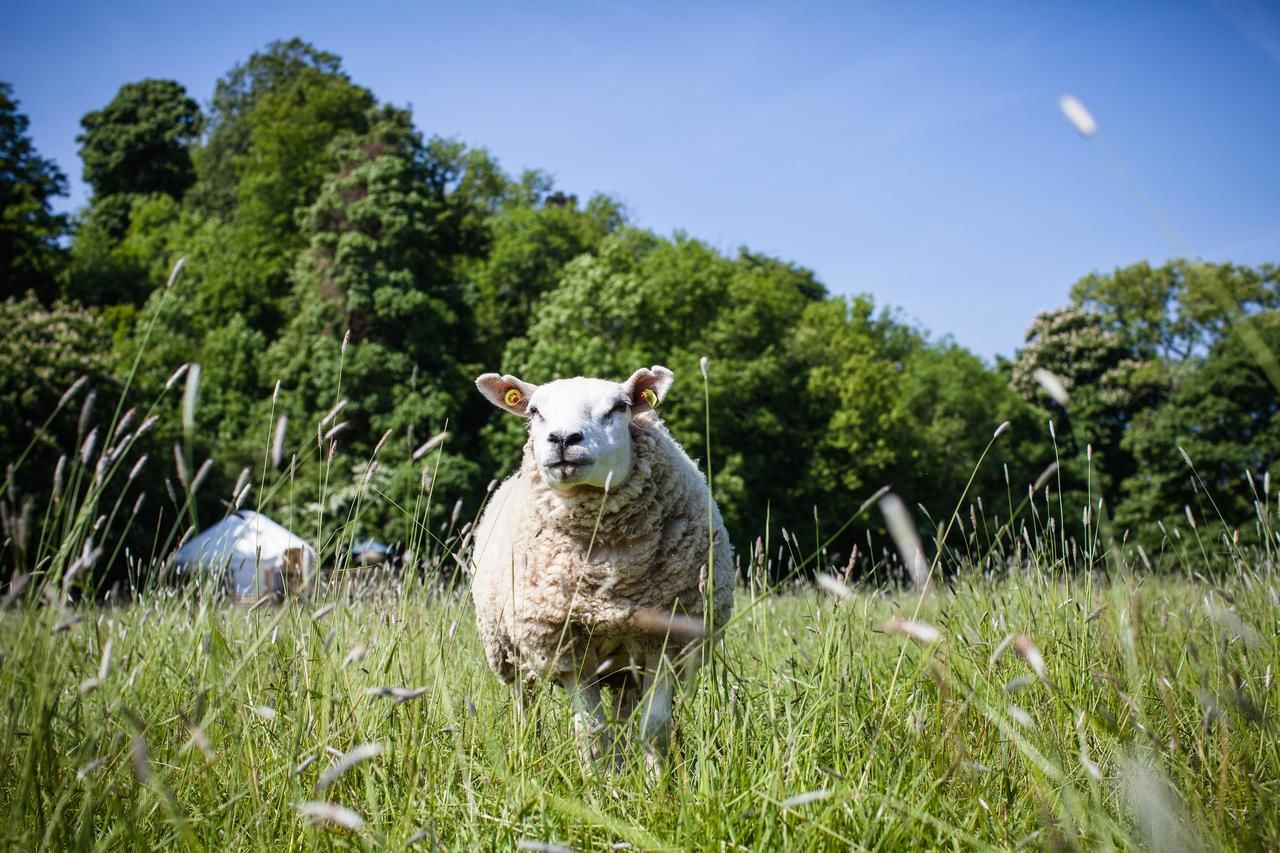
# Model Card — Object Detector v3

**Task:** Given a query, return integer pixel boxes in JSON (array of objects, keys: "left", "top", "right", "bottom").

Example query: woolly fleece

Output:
[{"left": 470, "top": 411, "right": 733, "bottom": 685}]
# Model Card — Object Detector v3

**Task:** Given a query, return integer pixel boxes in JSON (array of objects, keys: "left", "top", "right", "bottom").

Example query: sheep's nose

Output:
[{"left": 548, "top": 431, "right": 584, "bottom": 450}]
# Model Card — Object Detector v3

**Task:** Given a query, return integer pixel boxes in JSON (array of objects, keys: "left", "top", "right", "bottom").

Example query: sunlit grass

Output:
[
  {"left": 2, "top": 547, "right": 1277, "bottom": 849},
  {"left": 3, "top": 258, "right": 1278, "bottom": 849}
]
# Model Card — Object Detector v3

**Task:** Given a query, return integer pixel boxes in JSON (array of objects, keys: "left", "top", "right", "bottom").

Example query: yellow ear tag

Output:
[
  {"left": 641, "top": 388, "right": 659, "bottom": 408},
  {"left": 504, "top": 388, "right": 523, "bottom": 408}
]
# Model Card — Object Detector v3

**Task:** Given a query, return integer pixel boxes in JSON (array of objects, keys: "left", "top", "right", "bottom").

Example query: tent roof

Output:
[{"left": 173, "top": 510, "right": 315, "bottom": 569}]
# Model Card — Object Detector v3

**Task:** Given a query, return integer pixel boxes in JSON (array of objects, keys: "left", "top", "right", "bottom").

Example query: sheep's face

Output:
[{"left": 476, "top": 366, "right": 674, "bottom": 492}]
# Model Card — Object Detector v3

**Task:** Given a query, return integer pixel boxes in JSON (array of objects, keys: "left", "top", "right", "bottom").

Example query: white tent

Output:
[{"left": 173, "top": 511, "right": 316, "bottom": 598}]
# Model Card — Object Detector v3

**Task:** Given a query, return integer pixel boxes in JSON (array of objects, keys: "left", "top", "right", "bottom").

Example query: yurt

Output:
[{"left": 172, "top": 510, "right": 316, "bottom": 599}]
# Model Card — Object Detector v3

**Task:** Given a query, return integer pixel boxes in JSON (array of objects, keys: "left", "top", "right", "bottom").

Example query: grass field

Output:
[
  {"left": 2, "top": 286, "right": 1276, "bottom": 849},
  {"left": 3, "top": 545, "right": 1277, "bottom": 850}
]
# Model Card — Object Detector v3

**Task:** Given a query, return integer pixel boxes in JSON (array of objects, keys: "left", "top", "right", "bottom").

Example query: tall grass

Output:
[
  {"left": 2, "top": 540, "right": 1277, "bottom": 848},
  {"left": 2, "top": 262, "right": 1278, "bottom": 850}
]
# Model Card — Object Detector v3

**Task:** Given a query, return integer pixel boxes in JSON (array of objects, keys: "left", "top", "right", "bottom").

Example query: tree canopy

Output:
[
  {"left": 77, "top": 79, "right": 203, "bottom": 204},
  {"left": 0, "top": 82, "right": 67, "bottom": 301},
  {"left": 0, "top": 46, "right": 1276, "bottom": 586}
]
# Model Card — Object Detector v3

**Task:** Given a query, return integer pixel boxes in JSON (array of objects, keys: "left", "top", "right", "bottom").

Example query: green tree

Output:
[
  {"left": 503, "top": 231, "right": 827, "bottom": 540},
  {"left": 467, "top": 176, "right": 623, "bottom": 364},
  {"left": 1010, "top": 305, "right": 1156, "bottom": 508},
  {"left": 1072, "top": 260, "right": 1280, "bottom": 364},
  {"left": 62, "top": 193, "right": 184, "bottom": 309},
  {"left": 894, "top": 341, "right": 1046, "bottom": 517},
  {"left": 0, "top": 296, "right": 118, "bottom": 570},
  {"left": 190, "top": 39, "right": 370, "bottom": 223},
  {"left": 264, "top": 110, "right": 485, "bottom": 544},
  {"left": 0, "top": 83, "right": 67, "bottom": 301},
  {"left": 1118, "top": 311, "right": 1280, "bottom": 547},
  {"left": 77, "top": 79, "right": 202, "bottom": 208}
]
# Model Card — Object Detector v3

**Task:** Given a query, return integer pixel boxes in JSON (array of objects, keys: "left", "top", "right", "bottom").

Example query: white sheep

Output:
[{"left": 469, "top": 365, "right": 733, "bottom": 765}]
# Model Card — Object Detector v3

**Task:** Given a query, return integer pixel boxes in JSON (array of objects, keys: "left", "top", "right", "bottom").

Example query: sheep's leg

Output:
[
  {"left": 638, "top": 653, "right": 675, "bottom": 771},
  {"left": 563, "top": 676, "right": 612, "bottom": 766}
]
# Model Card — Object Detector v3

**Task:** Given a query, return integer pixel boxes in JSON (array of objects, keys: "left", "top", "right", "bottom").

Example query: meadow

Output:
[
  {"left": 2, "top": 520, "right": 1277, "bottom": 849},
  {"left": 2, "top": 294, "right": 1277, "bottom": 849}
]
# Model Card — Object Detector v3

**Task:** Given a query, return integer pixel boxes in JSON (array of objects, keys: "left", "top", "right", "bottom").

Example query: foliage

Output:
[
  {"left": 77, "top": 79, "right": 203, "bottom": 205},
  {"left": 190, "top": 39, "right": 370, "bottom": 224},
  {"left": 504, "top": 231, "right": 828, "bottom": 538},
  {"left": 1072, "top": 259, "right": 1280, "bottom": 363},
  {"left": 1010, "top": 304, "right": 1151, "bottom": 507},
  {"left": 466, "top": 178, "right": 623, "bottom": 364},
  {"left": 1118, "top": 311, "right": 1280, "bottom": 544},
  {"left": 0, "top": 82, "right": 67, "bottom": 302},
  {"left": 264, "top": 109, "right": 489, "bottom": 545},
  {"left": 3, "top": 40, "right": 1279, "bottom": 585},
  {"left": 1011, "top": 261, "right": 1280, "bottom": 548},
  {"left": 0, "top": 296, "right": 119, "bottom": 568},
  {"left": 61, "top": 194, "right": 180, "bottom": 308}
]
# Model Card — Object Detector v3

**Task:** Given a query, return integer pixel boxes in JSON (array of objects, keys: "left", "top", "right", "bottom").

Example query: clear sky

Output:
[{"left": 4, "top": 1, "right": 1278, "bottom": 361}]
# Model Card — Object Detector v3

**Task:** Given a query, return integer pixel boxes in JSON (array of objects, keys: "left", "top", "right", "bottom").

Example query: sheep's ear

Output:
[
  {"left": 622, "top": 365, "right": 674, "bottom": 414},
  {"left": 476, "top": 373, "right": 538, "bottom": 416}
]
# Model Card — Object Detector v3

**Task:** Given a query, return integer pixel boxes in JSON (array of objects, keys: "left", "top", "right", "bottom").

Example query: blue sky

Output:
[{"left": 4, "top": 1, "right": 1278, "bottom": 361}]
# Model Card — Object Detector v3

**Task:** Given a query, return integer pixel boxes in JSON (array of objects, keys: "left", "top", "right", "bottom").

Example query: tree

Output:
[
  {"left": 0, "top": 82, "right": 67, "bottom": 301},
  {"left": 190, "top": 39, "right": 370, "bottom": 222},
  {"left": 1010, "top": 305, "right": 1157, "bottom": 508},
  {"left": 62, "top": 193, "right": 184, "bottom": 309},
  {"left": 467, "top": 177, "right": 623, "bottom": 364},
  {"left": 264, "top": 110, "right": 484, "bottom": 544},
  {"left": 0, "top": 296, "right": 117, "bottom": 571},
  {"left": 77, "top": 79, "right": 203, "bottom": 206},
  {"left": 893, "top": 341, "right": 1046, "bottom": 516},
  {"left": 1118, "top": 311, "right": 1280, "bottom": 548},
  {"left": 1072, "top": 260, "right": 1280, "bottom": 365},
  {"left": 503, "top": 231, "right": 827, "bottom": 540}
]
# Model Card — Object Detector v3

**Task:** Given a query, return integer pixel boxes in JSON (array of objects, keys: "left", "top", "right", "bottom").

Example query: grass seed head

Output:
[
  {"left": 412, "top": 431, "right": 450, "bottom": 460},
  {"left": 815, "top": 572, "right": 852, "bottom": 599},
  {"left": 182, "top": 363, "right": 201, "bottom": 433},
  {"left": 1059, "top": 94, "right": 1098, "bottom": 136},
  {"left": 1121, "top": 758, "right": 1205, "bottom": 853},
  {"left": 165, "top": 256, "right": 186, "bottom": 288},
  {"left": 295, "top": 800, "right": 364, "bottom": 831},
  {"left": 57, "top": 374, "right": 89, "bottom": 410},
  {"left": 316, "top": 743, "right": 384, "bottom": 792},
  {"left": 632, "top": 608, "right": 709, "bottom": 641},
  {"left": 366, "top": 686, "right": 429, "bottom": 704},
  {"left": 79, "top": 427, "right": 99, "bottom": 466},
  {"left": 272, "top": 415, "right": 288, "bottom": 468},
  {"left": 1013, "top": 633, "right": 1046, "bottom": 678},
  {"left": 1033, "top": 368, "right": 1070, "bottom": 405},
  {"left": 780, "top": 789, "right": 833, "bottom": 809},
  {"left": 879, "top": 494, "right": 930, "bottom": 589},
  {"left": 882, "top": 617, "right": 941, "bottom": 644}
]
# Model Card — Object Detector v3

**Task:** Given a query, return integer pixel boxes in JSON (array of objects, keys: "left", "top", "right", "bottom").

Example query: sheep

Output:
[{"left": 469, "top": 365, "right": 733, "bottom": 766}]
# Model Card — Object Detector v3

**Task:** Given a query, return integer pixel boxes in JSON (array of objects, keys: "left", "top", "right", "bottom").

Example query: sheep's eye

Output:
[
  {"left": 528, "top": 406, "right": 540, "bottom": 418},
  {"left": 606, "top": 400, "right": 628, "bottom": 418}
]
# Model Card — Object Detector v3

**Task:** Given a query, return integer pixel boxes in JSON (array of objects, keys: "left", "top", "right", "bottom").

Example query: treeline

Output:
[{"left": 2, "top": 39, "right": 1278, "bottom": 584}]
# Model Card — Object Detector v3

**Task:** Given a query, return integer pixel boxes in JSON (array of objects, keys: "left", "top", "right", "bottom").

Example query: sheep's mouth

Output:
[
  {"left": 548, "top": 459, "right": 592, "bottom": 474},
  {"left": 544, "top": 458, "right": 594, "bottom": 483}
]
